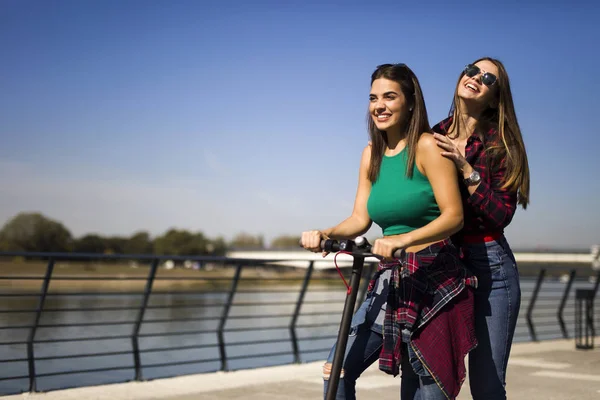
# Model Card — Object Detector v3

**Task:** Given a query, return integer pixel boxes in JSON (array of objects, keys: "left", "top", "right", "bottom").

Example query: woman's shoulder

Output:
[
  {"left": 416, "top": 131, "right": 437, "bottom": 151},
  {"left": 360, "top": 142, "right": 373, "bottom": 166}
]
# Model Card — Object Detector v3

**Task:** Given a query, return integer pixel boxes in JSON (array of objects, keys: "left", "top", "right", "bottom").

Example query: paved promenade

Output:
[{"left": 3, "top": 338, "right": 600, "bottom": 400}]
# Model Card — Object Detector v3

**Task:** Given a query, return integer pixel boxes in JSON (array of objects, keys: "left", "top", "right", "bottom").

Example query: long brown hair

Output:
[
  {"left": 449, "top": 57, "right": 530, "bottom": 208},
  {"left": 367, "top": 63, "right": 431, "bottom": 181}
]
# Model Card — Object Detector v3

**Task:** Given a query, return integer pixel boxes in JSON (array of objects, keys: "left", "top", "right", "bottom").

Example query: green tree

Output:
[
  {"left": 270, "top": 235, "right": 301, "bottom": 249},
  {"left": 230, "top": 232, "right": 264, "bottom": 249},
  {"left": 207, "top": 236, "right": 227, "bottom": 255},
  {"left": 104, "top": 236, "right": 127, "bottom": 254},
  {"left": 124, "top": 231, "right": 154, "bottom": 254},
  {"left": 73, "top": 234, "right": 106, "bottom": 253},
  {"left": 0, "top": 212, "right": 73, "bottom": 252},
  {"left": 153, "top": 229, "right": 208, "bottom": 256}
]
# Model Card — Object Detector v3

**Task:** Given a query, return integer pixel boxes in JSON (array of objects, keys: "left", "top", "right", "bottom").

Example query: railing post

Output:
[
  {"left": 217, "top": 263, "right": 242, "bottom": 371},
  {"left": 557, "top": 269, "right": 576, "bottom": 338},
  {"left": 131, "top": 258, "right": 159, "bottom": 381},
  {"left": 592, "top": 270, "right": 600, "bottom": 336},
  {"left": 526, "top": 268, "right": 545, "bottom": 342},
  {"left": 289, "top": 261, "right": 314, "bottom": 363},
  {"left": 27, "top": 259, "right": 55, "bottom": 392}
]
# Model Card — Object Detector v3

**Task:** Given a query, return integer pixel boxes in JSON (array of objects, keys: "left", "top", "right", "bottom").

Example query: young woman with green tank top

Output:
[{"left": 300, "top": 63, "right": 478, "bottom": 400}]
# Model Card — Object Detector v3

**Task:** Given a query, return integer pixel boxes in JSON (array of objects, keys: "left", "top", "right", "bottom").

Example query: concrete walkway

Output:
[{"left": 3, "top": 338, "right": 600, "bottom": 400}]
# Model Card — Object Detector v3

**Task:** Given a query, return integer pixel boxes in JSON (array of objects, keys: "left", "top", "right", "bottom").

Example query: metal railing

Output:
[{"left": 0, "top": 251, "right": 598, "bottom": 396}]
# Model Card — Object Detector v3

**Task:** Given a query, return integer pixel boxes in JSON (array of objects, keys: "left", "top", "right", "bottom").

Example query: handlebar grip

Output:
[
  {"left": 321, "top": 239, "right": 339, "bottom": 252},
  {"left": 392, "top": 249, "right": 404, "bottom": 259}
]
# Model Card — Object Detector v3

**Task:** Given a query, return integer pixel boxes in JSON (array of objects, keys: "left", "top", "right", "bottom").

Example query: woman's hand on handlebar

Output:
[
  {"left": 300, "top": 230, "right": 330, "bottom": 257},
  {"left": 372, "top": 235, "right": 408, "bottom": 260}
]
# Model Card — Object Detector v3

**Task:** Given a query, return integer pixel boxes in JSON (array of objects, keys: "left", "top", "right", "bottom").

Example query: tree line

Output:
[{"left": 0, "top": 213, "right": 302, "bottom": 255}]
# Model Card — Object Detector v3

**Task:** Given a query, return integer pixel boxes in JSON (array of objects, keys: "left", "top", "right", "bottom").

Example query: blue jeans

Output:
[
  {"left": 463, "top": 236, "right": 521, "bottom": 400},
  {"left": 323, "top": 300, "right": 446, "bottom": 399}
]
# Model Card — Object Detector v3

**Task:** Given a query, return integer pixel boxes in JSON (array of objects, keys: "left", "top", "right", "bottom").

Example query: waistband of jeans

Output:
[{"left": 460, "top": 231, "right": 503, "bottom": 244}]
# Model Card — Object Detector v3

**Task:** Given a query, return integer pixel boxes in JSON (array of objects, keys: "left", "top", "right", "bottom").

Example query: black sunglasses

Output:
[{"left": 464, "top": 64, "right": 497, "bottom": 87}]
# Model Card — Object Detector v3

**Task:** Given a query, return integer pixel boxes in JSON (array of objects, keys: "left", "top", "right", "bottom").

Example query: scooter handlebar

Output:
[{"left": 318, "top": 237, "right": 403, "bottom": 259}]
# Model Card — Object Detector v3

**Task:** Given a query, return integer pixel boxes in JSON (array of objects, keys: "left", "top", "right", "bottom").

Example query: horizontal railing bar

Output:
[
  {"left": 0, "top": 309, "right": 38, "bottom": 313},
  {"left": 138, "top": 324, "right": 305, "bottom": 337},
  {"left": 0, "top": 302, "right": 341, "bottom": 311},
  {"left": 227, "top": 338, "right": 291, "bottom": 347},
  {"left": 212, "top": 325, "right": 288, "bottom": 332},
  {"left": 144, "top": 349, "right": 294, "bottom": 369},
  {"left": 0, "top": 325, "right": 31, "bottom": 330},
  {"left": 34, "top": 335, "right": 132, "bottom": 343},
  {"left": 145, "top": 358, "right": 221, "bottom": 368},
  {"left": 228, "top": 350, "right": 292, "bottom": 361},
  {"left": 47, "top": 292, "right": 143, "bottom": 296},
  {"left": 144, "top": 314, "right": 295, "bottom": 323},
  {"left": 0, "top": 357, "right": 28, "bottom": 363},
  {"left": 138, "top": 330, "right": 213, "bottom": 337},
  {"left": 0, "top": 374, "right": 29, "bottom": 381},
  {"left": 298, "top": 311, "right": 340, "bottom": 316},
  {"left": 140, "top": 343, "right": 218, "bottom": 353},
  {"left": 229, "top": 302, "right": 298, "bottom": 306},
  {"left": 36, "top": 350, "right": 133, "bottom": 361},
  {"left": 36, "top": 321, "right": 134, "bottom": 328},
  {"left": 297, "top": 335, "right": 338, "bottom": 341},
  {"left": 44, "top": 277, "right": 148, "bottom": 281},
  {"left": 0, "top": 251, "right": 322, "bottom": 264},
  {"left": 0, "top": 276, "right": 238, "bottom": 282},
  {"left": 0, "top": 292, "right": 143, "bottom": 297},
  {"left": 147, "top": 304, "right": 225, "bottom": 309},
  {"left": 296, "top": 323, "right": 339, "bottom": 329},
  {"left": 36, "top": 365, "right": 134, "bottom": 378},
  {"left": 0, "top": 277, "right": 44, "bottom": 280},
  {"left": 156, "top": 277, "right": 307, "bottom": 282},
  {"left": 140, "top": 337, "right": 291, "bottom": 354},
  {"left": 43, "top": 306, "right": 141, "bottom": 312},
  {"left": 144, "top": 317, "right": 215, "bottom": 323},
  {"left": 0, "top": 340, "right": 27, "bottom": 345}
]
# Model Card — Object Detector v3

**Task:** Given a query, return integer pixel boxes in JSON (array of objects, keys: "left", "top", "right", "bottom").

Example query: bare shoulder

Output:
[
  {"left": 361, "top": 143, "right": 372, "bottom": 162},
  {"left": 416, "top": 132, "right": 438, "bottom": 154}
]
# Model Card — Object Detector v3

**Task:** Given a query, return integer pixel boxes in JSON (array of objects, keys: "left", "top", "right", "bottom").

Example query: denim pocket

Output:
[{"left": 406, "top": 343, "right": 430, "bottom": 377}]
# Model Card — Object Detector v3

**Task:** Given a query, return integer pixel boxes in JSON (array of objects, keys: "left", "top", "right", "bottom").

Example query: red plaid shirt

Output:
[
  {"left": 368, "top": 240, "right": 477, "bottom": 399},
  {"left": 432, "top": 117, "right": 517, "bottom": 240}
]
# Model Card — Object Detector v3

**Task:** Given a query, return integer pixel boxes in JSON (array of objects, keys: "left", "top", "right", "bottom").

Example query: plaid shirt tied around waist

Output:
[{"left": 367, "top": 239, "right": 478, "bottom": 399}]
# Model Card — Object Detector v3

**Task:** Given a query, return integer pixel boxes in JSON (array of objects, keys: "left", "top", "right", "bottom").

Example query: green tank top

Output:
[{"left": 367, "top": 148, "right": 441, "bottom": 236}]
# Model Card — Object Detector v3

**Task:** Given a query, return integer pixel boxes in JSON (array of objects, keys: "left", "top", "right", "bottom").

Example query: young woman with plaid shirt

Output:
[{"left": 432, "top": 57, "right": 530, "bottom": 400}]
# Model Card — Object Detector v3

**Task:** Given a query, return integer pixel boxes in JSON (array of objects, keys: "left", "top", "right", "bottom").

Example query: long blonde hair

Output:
[{"left": 449, "top": 57, "right": 530, "bottom": 208}]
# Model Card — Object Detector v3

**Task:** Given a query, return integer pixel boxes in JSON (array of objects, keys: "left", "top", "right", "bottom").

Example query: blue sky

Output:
[{"left": 1, "top": 0, "right": 599, "bottom": 250}]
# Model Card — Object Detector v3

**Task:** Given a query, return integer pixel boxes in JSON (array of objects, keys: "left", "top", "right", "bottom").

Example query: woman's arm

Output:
[
  {"left": 372, "top": 134, "right": 463, "bottom": 258},
  {"left": 300, "top": 144, "right": 373, "bottom": 252},
  {"left": 461, "top": 157, "right": 518, "bottom": 229},
  {"left": 433, "top": 132, "right": 517, "bottom": 229}
]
